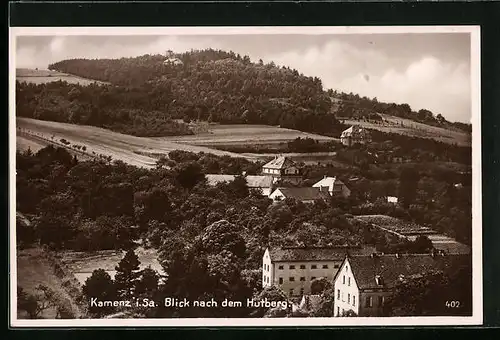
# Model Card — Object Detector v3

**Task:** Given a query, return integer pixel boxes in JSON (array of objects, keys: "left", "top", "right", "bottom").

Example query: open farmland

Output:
[
  {"left": 17, "top": 118, "right": 254, "bottom": 169},
  {"left": 341, "top": 113, "right": 471, "bottom": 147},
  {"left": 16, "top": 68, "right": 108, "bottom": 86},
  {"left": 155, "top": 123, "right": 338, "bottom": 147},
  {"left": 57, "top": 247, "right": 163, "bottom": 285}
]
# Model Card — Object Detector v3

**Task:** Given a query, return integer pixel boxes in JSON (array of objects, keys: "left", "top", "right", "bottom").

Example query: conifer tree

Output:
[{"left": 114, "top": 249, "right": 141, "bottom": 298}]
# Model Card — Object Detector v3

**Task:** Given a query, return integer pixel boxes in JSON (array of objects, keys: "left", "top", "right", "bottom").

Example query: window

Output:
[
  {"left": 311, "top": 265, "right": 317, "bottom": 269},
  {"left": 300, "top": 288, "right": 304, "bottom": 295},
  {"left": 278, "top": 265, "right": 284, "bottom": 270},
  {"left": 337, "top": 307, "right": 340, "bottom": 316},
  {"left": 379, "top": 296, "right": 385, "bottom": 306},
  {"left": 348, "top": 277, "right": 351, "bottom": 286},
  {"left": 300, "top": 265, "right": 306, "bottom": 269},
  {"left": 348, "top": 294, "right": 351, "bottom": 304},
  {"left": 346, "top": 265, "right": 349, "bottom": 272},
  {"left": 343, "top": 275, "right": 345, "bottom": 284},
  {"left": 337, "top": 289, "right": 340, "bottom": 300},
  {"left": 334, "top": 264, "right": 340, "bottom": 269},
  {"left": 322, "top": 264, "right": 328, "bottom": 269},
  {"left": 279, "top": 277, "right": 283, "bottom": 284},
  {"left": 289, "top": 265, "right": 295, "bottom": 269},
  {"left": 289, "top": 277, "right": 295, "bottom": 282},
  {"left": 353, "top": 295, "right": 356, "bottom": 306},
  {"left": 311, "top": 276, "right": 316, "bottom": 281},
  {"left": 365, "top": 296, "right": 373, "bottom": 308},
  {"left": 300, "top": 277, "right": 305, "bottom": 282},
  {"left": 289, "top": 289, "right": 294, "bottom": 296}
]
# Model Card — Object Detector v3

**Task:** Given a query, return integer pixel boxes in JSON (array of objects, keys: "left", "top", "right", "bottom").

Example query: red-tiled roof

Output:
[
  {"left": 346, "top": 254, "right": 471, "bottom": 290},
  {"left": 269, "top": 246, "right": 377, "bottom": 262}
]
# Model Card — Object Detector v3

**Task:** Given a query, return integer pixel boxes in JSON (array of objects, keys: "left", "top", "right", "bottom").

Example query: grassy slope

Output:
[{"left": 17, "top": 247, "right": 87, "bottom": 319}]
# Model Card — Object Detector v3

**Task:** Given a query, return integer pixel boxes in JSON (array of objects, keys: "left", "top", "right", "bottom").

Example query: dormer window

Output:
[{"left": 375, "top": 275, "right": 384, "bottom": 286}]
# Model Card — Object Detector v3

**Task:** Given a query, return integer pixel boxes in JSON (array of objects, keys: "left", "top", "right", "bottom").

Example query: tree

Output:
[
  {"left": 135, "top": 266, "right": 160, "bottom": 296},
  {"left": 114, "top": 249, "right": 141, "bottom": 298},
  {"left": 82, "top": 269, "right": 117, "bottom": 316},
  {"left": 174, "top": 161, "right": 205, "bottom": 189},
  {"left": 310, "top": 277, "right": 332, "bottom": 294},
  {"left": 17, "top": 287, "right": 44, "bottom": 319},
  {"left": 411, "top": 235, "right": 434, "bottom": 253},
  {"left": 399, "top": 167, "right": 419, "bottom": 208}
]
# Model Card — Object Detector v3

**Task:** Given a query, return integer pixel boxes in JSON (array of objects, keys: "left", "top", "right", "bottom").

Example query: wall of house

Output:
[
  {"left": 269, "top": 189, "right": 284, "bottom": 201},
  {"left": 333, "top": 259, "right": 360, "bottom": 316},
  {"left": 284, "top": 166, "right": 299, "bottom": 175},
  {"left": 272, "top": 260, "right": 343, "bottom": 297},
  {"left": 358, "top": 291, "right": 393, "bottom": 317},
  {"left": 262, "top": 249, "right": 274, "bottom": 288}
]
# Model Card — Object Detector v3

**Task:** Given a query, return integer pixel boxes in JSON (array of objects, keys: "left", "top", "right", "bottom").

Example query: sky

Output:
[{"left": 15, "top": 33, "right": 472, "bottom": 123}]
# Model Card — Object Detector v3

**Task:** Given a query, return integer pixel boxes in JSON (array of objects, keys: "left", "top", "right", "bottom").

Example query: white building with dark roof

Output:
[
  {"left": 262, "top": 246, "right": 376, "bottom": 297},
  {"left": 333, "top": 253, "right": 471, "bottom": 317},
  {"left": 262, "top": 156, "right": 301, "bottom": 183},
  {"left": 269, "top": 187, "right": 330, "bottom": 204},
  {"left": 312, "top": 176, "right": 351, "bottom": 198}
]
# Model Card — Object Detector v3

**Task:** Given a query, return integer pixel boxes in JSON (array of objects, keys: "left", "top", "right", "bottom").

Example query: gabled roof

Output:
[
  {"left": 268, "top": 246, "right": 377, "bottom": 262},
  {"left": 346, "top": 254, "right": 471, "bottom": 290},
  {"left": 312, "top": 176, "right": 346, "bottom": 191},
  {"left": 341, "top": 125, "right": 370, "bottom": 138},
  {"left": 205, "top": 174, "right": 273, "bottom": 188},
  {"left": 274, "top": 187, "right": 329, "bottom": 201},
  {"left": 263, "top": 156, "right": 296, "bottom": 170}
]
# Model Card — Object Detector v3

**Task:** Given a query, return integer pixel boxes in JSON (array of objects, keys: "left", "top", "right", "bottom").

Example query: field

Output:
[
  {"left": 57, "top": 247, "right": 163, "bottom": 285},
  {"left": 156, "top": 123, "right": 338, "bottom": 147},
  {"left": 16, "top": 118, "right": 253, "bottom": 169},
  {"left": 16, "top": 68, "right": 108, "bottom": 86},
  {"left": 341, "top": 113, "right": 471, "bottom": 147}
]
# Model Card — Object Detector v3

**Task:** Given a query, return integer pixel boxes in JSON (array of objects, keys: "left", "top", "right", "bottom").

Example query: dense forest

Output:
[
  {"left": 31, "top": 48, "right": 469, "bottom": 137},
  {"left": 16, "top": 145, "right": 471, "bottom": 317}
]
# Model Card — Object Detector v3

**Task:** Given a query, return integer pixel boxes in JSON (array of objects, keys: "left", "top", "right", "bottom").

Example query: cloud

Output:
[{"left": 262, "top": 40, "right": 471, "bottom": 123}]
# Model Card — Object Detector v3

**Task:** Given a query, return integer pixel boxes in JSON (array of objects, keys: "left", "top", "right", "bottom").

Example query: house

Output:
[
  {"left": 333, "top": 253, "right": 471, "bottom": 317},
  {"left": 386, "top": 196, "right": 398, "bottom": 204},
  {"left": 269, "top": 187, "right": 330, "bottom": 204},
  {"left": 340, "top": 125, "right": 372, "bottom": 147},
  {"left": 262, "top": 156, "right": 301, "bottom": 184},
  {"left": 205, "top": 174, "right": 274, "bottom": 197},
  {"left": 312, "top": 176, "right": 351, "bottom": 198},
  {"left": 163, "top": 57, "right": 183, "bottom": 66},
  {"left": 262, "top": 246, "right": 377, "bottom": 297}
]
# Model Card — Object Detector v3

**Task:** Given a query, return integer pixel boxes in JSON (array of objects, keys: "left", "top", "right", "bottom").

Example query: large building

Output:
[
  {"left": 262, "top": 246, "right": 376, "bottom": 297},
  {"left": 312, "top": 176, "right": 351, "bottom": 198},
  {"left": 333, "top": 253, "right": 471, "bottom": 317},
  {"left": 262, "top": 156, "right": 301, "bottom": 184},
  {"left": 340, "top": 125, "right": 372, "bottom": 147},
  {"left": 205, "top": 174, "right": 274, "bottom": 196}
]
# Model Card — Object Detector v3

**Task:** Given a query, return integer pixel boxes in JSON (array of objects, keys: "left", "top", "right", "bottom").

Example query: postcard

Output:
[{"left": 9, "top": 26, "right": 482, "bottom": 327}]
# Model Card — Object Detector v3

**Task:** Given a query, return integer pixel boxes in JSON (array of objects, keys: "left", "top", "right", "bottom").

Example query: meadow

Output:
[{"left": 16, "top": 68, "right": 108, "bottom": 86}]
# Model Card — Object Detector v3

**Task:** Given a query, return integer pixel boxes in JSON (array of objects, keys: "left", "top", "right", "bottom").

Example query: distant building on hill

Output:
[
  {"left": 262, "top": 156, "right": 301, "bottom": 184},
  {"left": 340, "top": 125, "right": 372, "bottom": 146},
  {"left": 333, "top": 253, "right": 471, "bottom": 317},
  {"left": 205, "top": 174, "right": 274, "bottom": 196},
  {"left": 312, "top": 176, "right": 351, "bottom": 198},
  {"left": 262, "top": 245, "right": 377, "bottom": 297}
]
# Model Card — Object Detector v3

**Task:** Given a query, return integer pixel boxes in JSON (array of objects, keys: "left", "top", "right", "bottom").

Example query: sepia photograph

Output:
[{"left": 9, "top": 26, "right": 482, "bottom": 327}]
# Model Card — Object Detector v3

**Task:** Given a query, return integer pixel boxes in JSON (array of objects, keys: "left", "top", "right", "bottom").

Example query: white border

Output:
[{"left": 9, "top": 26, "right": 482, "bottom": 327}]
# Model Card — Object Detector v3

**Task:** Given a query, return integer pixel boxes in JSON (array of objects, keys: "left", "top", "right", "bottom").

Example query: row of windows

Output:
[
  {"left": 263, "top": 275, "right": 270, "bottom": 284},
  {"left": 364, "top": 296, "right": 384, "bottom": 308},
  {"left": 278, "top": 264, "right": 337, "bottom": 270},
  {"left": 278, "top": 276, "right": 320, "bottom": 284},
  {"left": 288, "top": 288, "right": 304, "bottom": 296},
  {"left": 337, "top": 290, "right": 356, "bottom": 307},
  {"left": 263, "top": 264, "right": 270, "bottom": 271}
]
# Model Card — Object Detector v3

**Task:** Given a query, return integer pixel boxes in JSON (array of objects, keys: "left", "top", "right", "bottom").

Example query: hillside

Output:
[{"left": 17, "top": 246, "right": 87, "bottom": 319}]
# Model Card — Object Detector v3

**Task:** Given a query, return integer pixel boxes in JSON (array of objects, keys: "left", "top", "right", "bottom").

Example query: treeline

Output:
[
  {"left": 330, "top": 90, "right": 472, "bottom": 133},
  {"left": 16, "top": 81, "right": 193, "bottom": 137},
  {"left": 47, "top": 50, "right": 340, "bottom": 135}
]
